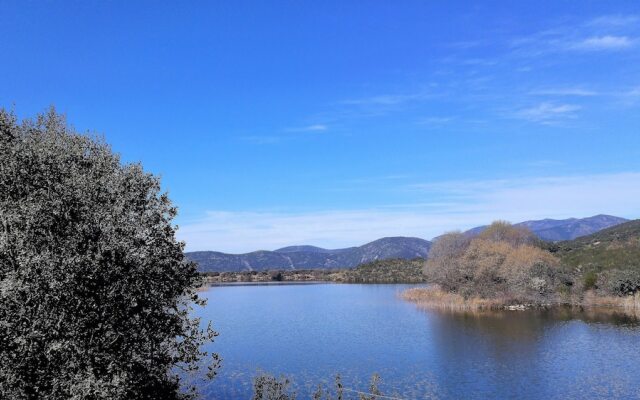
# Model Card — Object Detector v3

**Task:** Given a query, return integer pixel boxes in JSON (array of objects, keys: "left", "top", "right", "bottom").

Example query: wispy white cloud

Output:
[
  {"left": 410, "top": 172, "right": 640, "bottom": 218},
  {"left": 311, "top": 87, "right": 444, "bottom": 123},
  {"left": 178, "top": 172, "right": 640, "bottom": 252},
  {"left": 525, "top": 160, "right": 565, "bottom": 168},
  {"left": 529, "top": 88, "right": 598, "bottom": 97},
  {"left": 239, "top": 124, "right": 328, "bottom": 144},
  {"left": 417, "top": 116, "right": 454, "bottom": 125},
  {"left": 458, "top": 58, "right": 498, "bottom": 67},
  {"left": 587, "top": 15, "right": 640, "bottom": 28},
  {"left": 305, "top": 13, "right": 638, "bottom": 130},
  {"left": 339, "top": 174, "right": 412, "bottom": 186},
  {"left": 569, "top": 35, "right": 635, "bottom": 51},
  {"left": 625, "top": 87, "right": 640, "bottom": 96},
  {"left": 447, "top": 40, "right": 485, "bottom": 49},
  {"left": 516, "top": 102, "right": 581, "bottom": 124},
  {"left": 286, "top": 124, "right": 328, "bottom": 132},
  {"left": 509, "top": 13, "right": 640, "bottom": 56},
  {"left": 265, "top": 14, "right": 638, "bottom": 142},
  {"left": 340, "top": 90, "right": 435, "bottom": 106}
]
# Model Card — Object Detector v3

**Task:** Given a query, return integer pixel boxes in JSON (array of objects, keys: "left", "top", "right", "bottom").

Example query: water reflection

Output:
[{"left": 431, "top": 306, "right": 639, "bottom": 343}]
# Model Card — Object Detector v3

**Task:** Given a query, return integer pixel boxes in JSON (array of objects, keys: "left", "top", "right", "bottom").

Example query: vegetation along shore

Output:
[{"left": 402, "top": 220, "right": 640, "bottom": 317}]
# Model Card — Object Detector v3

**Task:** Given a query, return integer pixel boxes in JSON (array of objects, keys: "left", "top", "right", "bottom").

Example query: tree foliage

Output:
[
  {"left": 422, "top": 232, "right": 471, "bottom": 291},
  {"left": 0, "top": 108, "right": 219, "bottom": 399}
]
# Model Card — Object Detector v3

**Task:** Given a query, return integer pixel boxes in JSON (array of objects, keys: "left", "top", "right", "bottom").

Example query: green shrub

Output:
[{"left": 583, "top": 271, "right": 598, "bottom": 290}]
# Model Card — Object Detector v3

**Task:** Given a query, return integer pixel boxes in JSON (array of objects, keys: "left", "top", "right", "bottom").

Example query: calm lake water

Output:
[{"left": 194, "top": 283, "right": 640, "bottom": 399}]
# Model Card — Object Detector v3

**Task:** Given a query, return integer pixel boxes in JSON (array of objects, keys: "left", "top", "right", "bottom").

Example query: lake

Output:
[{"left": 194, "top": 283, "right": 640, "bottom": 399}]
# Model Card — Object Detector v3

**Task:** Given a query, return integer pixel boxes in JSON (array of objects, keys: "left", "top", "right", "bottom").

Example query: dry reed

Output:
[{"left": 401, "top": 286, "right": 507, "bottom": 311}]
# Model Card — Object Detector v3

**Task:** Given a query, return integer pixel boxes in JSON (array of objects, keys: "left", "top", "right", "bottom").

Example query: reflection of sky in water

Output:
[{"left": 192, "top": 284, "right": 640, "bottom": 399}]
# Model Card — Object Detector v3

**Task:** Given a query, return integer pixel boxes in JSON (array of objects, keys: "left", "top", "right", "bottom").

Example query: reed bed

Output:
[{"left": 401, "top": 286, "right": 507, "bottom": 311}]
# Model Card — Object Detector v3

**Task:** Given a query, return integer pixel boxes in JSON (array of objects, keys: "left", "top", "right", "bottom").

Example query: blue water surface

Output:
[{"left": 193, "top": 283, "right": 640, "bottom": 399}]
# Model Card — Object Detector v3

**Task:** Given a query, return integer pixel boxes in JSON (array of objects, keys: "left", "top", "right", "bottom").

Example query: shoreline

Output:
[{"left": 200, "top": 259, "right": 427, "bottom": 285}]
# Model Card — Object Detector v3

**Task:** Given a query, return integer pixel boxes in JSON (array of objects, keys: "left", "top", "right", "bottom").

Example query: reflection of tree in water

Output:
[
  {"left": 429, "top": 309, "right": 547, "bottom": 364},
  {"left": 431, "top": 307, "right": 638, "bottom": 352}
]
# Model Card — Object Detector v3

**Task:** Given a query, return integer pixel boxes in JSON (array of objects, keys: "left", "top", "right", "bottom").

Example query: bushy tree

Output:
[
  {"left": 0, "top": 108, "right": 219, "bottom": 399},
  {"left": 424, "top": 221, "right": 560, "bottom": 300},
  {"left": 423, "top": 232, "right": 471, "bottom": 291},
  {"left": 499, "top": 244, "right": 560, "bottom": 296}
]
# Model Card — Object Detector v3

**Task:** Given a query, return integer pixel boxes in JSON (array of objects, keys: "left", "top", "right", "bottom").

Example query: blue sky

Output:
[{"left": 2, "top": 1, "right": 640, "bottom": 252}]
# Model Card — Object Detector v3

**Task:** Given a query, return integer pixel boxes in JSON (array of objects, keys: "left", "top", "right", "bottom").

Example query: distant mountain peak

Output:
[{"left": 274, "top": 245, "right": 332, "bottom": 254}]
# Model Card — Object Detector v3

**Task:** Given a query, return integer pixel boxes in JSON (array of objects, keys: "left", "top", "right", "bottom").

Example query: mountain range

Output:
[
  {"left": 188, "top": 237, "right": 431, "bottom": 272},
  {"left": 187, "top": 214, "right": 628, "bottom": 272},
  {"left": 460, "top": 214, "right": 628, "bottom": 242}
]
